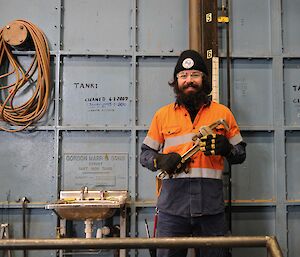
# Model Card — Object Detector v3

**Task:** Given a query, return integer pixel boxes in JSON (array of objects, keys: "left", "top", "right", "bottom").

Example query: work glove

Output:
[
  {"left": 199, "top": 134, "right": 232, "bottom": 156},
  {"left": 154, "top": 152, "right": 182, "bottom": 175}
]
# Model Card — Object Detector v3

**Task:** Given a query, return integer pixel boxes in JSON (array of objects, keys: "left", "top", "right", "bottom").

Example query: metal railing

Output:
[{"left": 0, "top": 236, "right": 283, "bottom": 257}]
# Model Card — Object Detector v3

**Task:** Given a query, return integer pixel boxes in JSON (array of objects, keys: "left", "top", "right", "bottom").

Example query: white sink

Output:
[{"left": 46, "top": 190, "right": 128, "bottom": 220}]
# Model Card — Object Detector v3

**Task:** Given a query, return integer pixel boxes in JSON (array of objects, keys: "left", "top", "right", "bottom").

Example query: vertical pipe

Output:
[
  {"left": 189, "top": 0, "right": 201, "bottom": 51},
  {"left": 266, "top": 237, "right": 284, "bottom": 257},
  {"left": 226, "top": 1, "right": 231, "bottom": 109},
  {"left": 225, "top": 0, "right": 232, "bottom": 233},
  {"left": 21, "top": 197, "right": 30, "bottom": 257}
]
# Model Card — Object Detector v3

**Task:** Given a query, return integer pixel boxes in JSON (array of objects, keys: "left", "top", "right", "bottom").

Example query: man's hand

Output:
[
  {"left": 199, "top": 134, "right": 232, "bottom": 156},
  {"left": 154, "top": 152, "right": 182, "bottom": 175}
]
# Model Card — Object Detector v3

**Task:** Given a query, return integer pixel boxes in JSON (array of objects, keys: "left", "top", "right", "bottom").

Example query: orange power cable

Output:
[{"left": 0, "top": 20, "right": 50, "bottom": 132}]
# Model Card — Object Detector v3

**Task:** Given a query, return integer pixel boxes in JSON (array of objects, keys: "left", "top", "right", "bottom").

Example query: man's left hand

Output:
[{"left": 199, "top": 134, "right": 232, "bottom": 156}]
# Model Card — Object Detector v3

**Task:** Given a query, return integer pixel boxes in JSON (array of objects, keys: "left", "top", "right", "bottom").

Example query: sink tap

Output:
[
  {"left": 99, "top": 190, "right": 104, "bottom": 200},
  {"left": 80, "top": 186, "right": 88, "bottom": 200}
]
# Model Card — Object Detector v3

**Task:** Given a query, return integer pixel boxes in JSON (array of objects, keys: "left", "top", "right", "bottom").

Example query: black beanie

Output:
[{"left": 174, "top": 50, "right": 208, "bottom": 79}]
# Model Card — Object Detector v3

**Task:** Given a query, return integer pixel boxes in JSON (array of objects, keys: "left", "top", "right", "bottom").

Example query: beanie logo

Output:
[{"left": 182, "top": 58, "right": 194, "bottom": 69}]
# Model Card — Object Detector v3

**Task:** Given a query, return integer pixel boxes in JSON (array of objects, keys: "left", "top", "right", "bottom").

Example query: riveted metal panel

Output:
[
  {"left": 231, "top": 132, "right": 274, "bottom": 201},
  {"left": 286, "top": 131, "right": 300, "bottom": 200},
  {"left": 0, "top": 209, "right": 56, "bottom": 257},
  {"left": 62, "top": 0, "right": 132, "bottom": 52},
  {"left": 61, "top": 56, "right": 131, "bottom": 126},
  {"left": 137, "top": 57, "right": 177, "bottom": 127},
  {"left": 230, "top": 0, "right": 271, "bottom": 56},
  {"left": 0, "top": 209, "right": 56, "bottom": 238},
  {"left": 61, "top": 131, "right": 130, "bottom": 190},
  {"left": 287, "top": 206, "right": 300, "bottom": 257},
  {"left": 0, "top": 0, "right": 59, "bottom": 51},
  {"left": 232, "top": 207, "right": 275, "bottom": 257},
  {"left": 137, "top": 0, "right": 188, "bottom": 53},
  {"left": 283, "top": 59, "right": 300, "bottom": 126},
  {"left": 230, "top": 59, "right": 273, "bottom": 127},
  {"left": 282, "top": 0, "right": 300, "bottom": 54},
  {"left": 0, "top": 131, "right": 55, "bottom": 202}
]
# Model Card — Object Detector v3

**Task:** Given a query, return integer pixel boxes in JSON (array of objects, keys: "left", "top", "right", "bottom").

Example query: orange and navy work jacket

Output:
[
  {"left": 142, "top": 101, "right": 243, "bottom": 216},
  {"left": 143, "top": 101, "right": 243, "bottom": 180}
]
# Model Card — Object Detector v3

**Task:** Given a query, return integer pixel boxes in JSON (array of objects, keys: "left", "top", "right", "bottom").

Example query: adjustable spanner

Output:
[{"left": 158, "top": 118, "right": 229, "bottom": 179}]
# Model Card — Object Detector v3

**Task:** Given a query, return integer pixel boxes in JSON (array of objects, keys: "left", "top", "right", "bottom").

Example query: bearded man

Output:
[{"left": 140, "top": 49, "right": 246, "bottom": 257}]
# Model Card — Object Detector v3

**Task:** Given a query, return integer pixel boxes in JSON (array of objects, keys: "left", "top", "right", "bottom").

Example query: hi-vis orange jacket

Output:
[{"left": 143, "top": 101, "right": 243, "bottom": 180}]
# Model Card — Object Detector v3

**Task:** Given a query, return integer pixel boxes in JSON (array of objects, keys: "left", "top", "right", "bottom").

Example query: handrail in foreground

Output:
[{"left": 0, "top": 236, "right": 283, "bottom": 257}]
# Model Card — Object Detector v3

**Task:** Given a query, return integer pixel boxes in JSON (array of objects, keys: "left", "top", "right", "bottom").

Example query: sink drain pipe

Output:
[{"left": 84, "top": 220, "right": 93, "bottom": 238}]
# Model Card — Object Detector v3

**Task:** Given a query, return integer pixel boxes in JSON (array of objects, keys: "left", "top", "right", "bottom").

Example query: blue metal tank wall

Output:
[{"left": 0, "top": 0, "right": 299, "bottom": 257}]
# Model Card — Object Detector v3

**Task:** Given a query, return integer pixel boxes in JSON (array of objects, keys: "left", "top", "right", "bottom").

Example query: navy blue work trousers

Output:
[{"left": 157, "top": 211, "right": 228, "bottom": 257}]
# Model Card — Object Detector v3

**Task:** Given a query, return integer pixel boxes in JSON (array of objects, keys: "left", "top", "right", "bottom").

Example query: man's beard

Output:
[{"left": 174, "top": 82, "right": 209, "bottom": 112}]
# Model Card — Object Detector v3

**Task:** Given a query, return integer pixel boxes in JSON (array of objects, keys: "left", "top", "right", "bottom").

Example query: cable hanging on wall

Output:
[{"left": 0, "top": 19, "right": 50, "bottom": 132}]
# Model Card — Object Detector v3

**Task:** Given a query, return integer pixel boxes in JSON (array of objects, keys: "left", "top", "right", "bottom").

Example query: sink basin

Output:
[{"left": 46, "top": 190, "right": 128, "bottom": 220}]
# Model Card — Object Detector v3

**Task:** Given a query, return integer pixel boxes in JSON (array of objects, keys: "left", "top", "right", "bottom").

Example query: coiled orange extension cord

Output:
[{"left": 0, "top": 20, "right": 50, "bottom": 132}]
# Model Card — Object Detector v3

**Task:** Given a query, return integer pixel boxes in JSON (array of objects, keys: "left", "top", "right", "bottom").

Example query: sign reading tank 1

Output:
[
  {"left": 71, "top": 82, "right": 129, "bottom": 113},
  {"left": 62, "top": 153, "right": 128, "bottom": 190}
]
